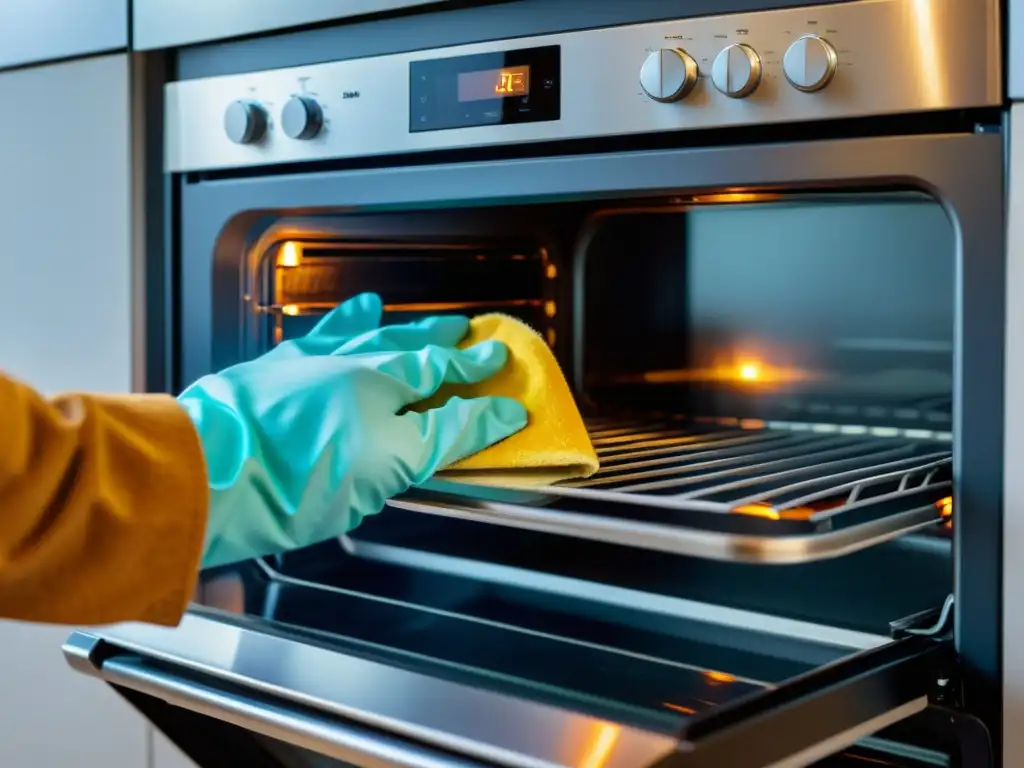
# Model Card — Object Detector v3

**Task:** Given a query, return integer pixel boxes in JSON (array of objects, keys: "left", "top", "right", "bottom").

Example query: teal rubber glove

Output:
[
  {"left": 264, "top": 292, "right": 473, "bottom": 361},
  {"left": 261, "top": 292, "right": 384, "bottom": 360},
  {"left": 179, "top": 340, "right": 527, "bottom": 569}
]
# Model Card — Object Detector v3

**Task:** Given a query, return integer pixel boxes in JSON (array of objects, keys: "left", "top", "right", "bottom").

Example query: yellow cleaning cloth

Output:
[{"left": 414, "top": 314, "right": 599, "bottom": 488}]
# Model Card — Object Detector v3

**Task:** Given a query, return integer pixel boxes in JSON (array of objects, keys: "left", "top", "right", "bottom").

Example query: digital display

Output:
[
  {"left": 409, "top": 45, "right": 559, "bottom": 133},
  {"left": 458, "top": 66, "right": 531, "bottom": 102}
]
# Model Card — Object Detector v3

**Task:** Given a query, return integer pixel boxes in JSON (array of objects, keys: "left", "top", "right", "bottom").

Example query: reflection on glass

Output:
[{"left": 579, "top": 724, "right": 620, "bottom": 768}]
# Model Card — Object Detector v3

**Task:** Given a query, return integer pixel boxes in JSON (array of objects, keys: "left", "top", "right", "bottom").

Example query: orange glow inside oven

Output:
[
  {"left": 276, "top": 241, "right": 302, "bottom": 267},
  {"left": 737, "top": 361, "right": 761, "bottom": 381},
  {"left": 690, "top": 192, "right": 779, "bottom": 204},
  {"left": 732, "top": 502, "right": 817, "bottom": 521},
  {"left": 735, "top": 496, "right": 952, "bottom": 527},
  {"left": 662, "top": 702, "right": 697, "bottom": 715},
  {"left": 639, "top": 353, "right": 814, "bottom": 388},
  {"left": 731, "top": 497, "right": 850, "bottom": 522},
  {"left": 703, "top": 670, "right": 736, "bottom": 685},
  {"left": 937, "top": 496, "right": 952, "bottom": 528}
]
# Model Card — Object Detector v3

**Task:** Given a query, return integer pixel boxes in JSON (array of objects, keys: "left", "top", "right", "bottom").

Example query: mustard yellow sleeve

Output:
[{"left": 0, "top": 372, "right": 209, "bottom": 626}]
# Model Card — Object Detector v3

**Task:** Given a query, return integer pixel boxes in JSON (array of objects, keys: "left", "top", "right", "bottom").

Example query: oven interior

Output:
[{"left": 201, "top": 190, "right": 958, "bottom": 764}]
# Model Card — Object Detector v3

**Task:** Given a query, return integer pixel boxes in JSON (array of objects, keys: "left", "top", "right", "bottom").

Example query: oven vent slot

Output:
[{"left": 393, "top": 417, "right": 951, "bottom": 564}]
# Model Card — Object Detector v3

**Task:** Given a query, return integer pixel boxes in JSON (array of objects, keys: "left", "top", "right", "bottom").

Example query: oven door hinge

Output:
[{"left": 889, "top": 594, "right": 959, "bottom": 706}]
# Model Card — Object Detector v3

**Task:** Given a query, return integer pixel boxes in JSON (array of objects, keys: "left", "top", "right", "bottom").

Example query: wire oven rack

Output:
[{"left": 389, "top": 416, "right": 953, "bottom": 564}]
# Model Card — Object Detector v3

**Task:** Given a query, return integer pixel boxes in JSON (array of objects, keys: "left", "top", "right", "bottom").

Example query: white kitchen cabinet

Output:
[
  {"left": 0, "top": 53, "right": 150, "bottom": 768},
  {"left": 0, "top": 0, "right": 127, "bottom": 71}
]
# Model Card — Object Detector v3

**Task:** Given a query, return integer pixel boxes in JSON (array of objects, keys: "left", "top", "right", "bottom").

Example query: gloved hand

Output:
[
  {"left": 260, "top": 292, "right": 384, "bottom": 360},
  {"left": 179, "top": 334, "right": 526, "bottom": 569},
  {"left": 263, "top": 292, "right": 473, "bottom": 361}
]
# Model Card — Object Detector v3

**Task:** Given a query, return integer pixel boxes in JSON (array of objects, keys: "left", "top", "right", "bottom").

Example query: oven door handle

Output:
[
  {"left": 93, "top": 654, "right": 485, "bottom": 768},
  {"left": 661, "top": 636, "right": 954, "bottom": 768}
]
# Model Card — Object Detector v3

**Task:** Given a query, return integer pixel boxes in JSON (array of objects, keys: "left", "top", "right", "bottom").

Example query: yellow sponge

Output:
[{"left": 414, "top": 314, "right": 599, "bottom": 487}]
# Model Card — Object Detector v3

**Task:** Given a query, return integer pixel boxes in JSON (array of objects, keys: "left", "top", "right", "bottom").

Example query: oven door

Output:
[
  {"left": 64, "top": 548, "right": 979, "bottom": 768},
  {"left": 65, "top": 130, "right": 1002, "bottom": 768},
  {"left": 66, "top": 603, "right": 958, "bottom": 768}
]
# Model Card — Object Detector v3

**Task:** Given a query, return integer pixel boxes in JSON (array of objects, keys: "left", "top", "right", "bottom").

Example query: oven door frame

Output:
[{"left": 124, "top": 130, "right": 1004, "bottom": 765}]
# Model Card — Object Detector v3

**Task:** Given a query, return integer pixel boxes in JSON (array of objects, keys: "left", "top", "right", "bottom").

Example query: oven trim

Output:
[
  {"left": 1003, "top": 105, "right": 1024, "bottom": 768},
  {"left": 163, "top": 0, "right": 1001, "bottom": 174}
]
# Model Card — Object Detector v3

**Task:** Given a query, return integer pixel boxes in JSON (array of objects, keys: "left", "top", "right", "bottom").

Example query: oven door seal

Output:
[{"left": 64, "top": 614, "right": 953, "bottom": 768}]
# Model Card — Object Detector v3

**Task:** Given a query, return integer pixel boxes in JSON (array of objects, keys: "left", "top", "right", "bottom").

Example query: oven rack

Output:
[{"left": 391, "top": 417, "right": 952, "bottom": 564}]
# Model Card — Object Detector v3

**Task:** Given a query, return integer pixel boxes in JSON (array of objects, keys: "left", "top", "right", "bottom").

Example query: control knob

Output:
[
  {"left": 711, "top": 43, "right": 762, "bottom": 98},
  {"left": 783, "top": 34, "right": 838, "bottom": 92},
  {"left": 639, "top": 48, "right": 699, "bottom": 103},
  {"left": 281, "top": 95, "right": 324, "bottom": 140},
  {"left": 223, "top": 100, "right": 268, "bottom": 144}
]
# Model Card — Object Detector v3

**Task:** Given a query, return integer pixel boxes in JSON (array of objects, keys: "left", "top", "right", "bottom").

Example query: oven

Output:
[{"left": 64, "top": 0, "right": 1006, "bottom": 765}]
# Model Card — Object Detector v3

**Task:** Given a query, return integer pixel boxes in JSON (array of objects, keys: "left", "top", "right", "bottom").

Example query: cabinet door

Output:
[
  {"left": 0, "top": 0, "right": 126, "bottom": 71},
  {"left": 0, "top": 54, "right": 147, "bottom": 768},
  {"left": 133, "top": 0, "right": 436, "bottom": 50}
]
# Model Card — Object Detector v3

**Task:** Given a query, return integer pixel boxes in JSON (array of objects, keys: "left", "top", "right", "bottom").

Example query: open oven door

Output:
[{"left": 63, "top": 539, "right": 984, "bottom": 768}]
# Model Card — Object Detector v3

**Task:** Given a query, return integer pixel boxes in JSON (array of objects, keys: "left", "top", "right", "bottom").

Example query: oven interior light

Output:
[
  {"left": 277, "top": 241, "right": 302, "bottom": 267},
  {"left": 738, "top": 361, "right": 761, "bottom": 381}
]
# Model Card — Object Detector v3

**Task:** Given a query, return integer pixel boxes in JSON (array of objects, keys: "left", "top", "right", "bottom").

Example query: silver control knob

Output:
[
  {"left": 783, "top": 34, "right": 838, "bottom": 92},
  {"left": 639, "top": 48, "right": 699, "bottom": 103},
  {"left": 281, "top": 95, "right": 324, "bottom": 140},
  {"left": 711, "top": 43, "right": 762, "bottom": 98},
  {"left": 223, "top": 100, "right": 268, "bottom": 144}
]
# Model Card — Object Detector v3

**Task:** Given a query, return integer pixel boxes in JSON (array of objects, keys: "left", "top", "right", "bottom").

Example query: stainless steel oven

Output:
[{"left": 64, "top": 0, "right": 1007, "bottom": 765}]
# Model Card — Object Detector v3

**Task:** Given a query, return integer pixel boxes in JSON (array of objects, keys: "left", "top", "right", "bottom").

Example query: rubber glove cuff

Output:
[{"left": 178, "top": 382, "right": 268, "bottom": 569}]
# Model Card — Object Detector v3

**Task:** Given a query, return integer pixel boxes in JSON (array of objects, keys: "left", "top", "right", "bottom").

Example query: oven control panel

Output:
[{"left": 164, "top": 0, "right": 998, "bottom": 172}]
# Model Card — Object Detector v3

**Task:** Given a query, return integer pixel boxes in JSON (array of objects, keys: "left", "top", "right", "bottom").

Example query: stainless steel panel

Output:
[
  {"left": 65, "top": 614, "right": 679, "bottom": 768},
  {"left": 1004, "top": 104, "right": 1024, "bottom": 768},
  {"left": 89, "top": 653, "right": 928, "bottom": 768},
  {"left": 0, "top": 0, "right": 126, "bottom": 71},
  {"left": 134, "top": 0, "right": 440, "bottom": 51},
  {"left": 65, "top": 606, "right": 946, "bottom": 768},
  {"left": 84, "top": 655, "right": 488, "bottom": 768},
  {"left": 164, "top": 0, "right": 1001, "bottom": 173}
]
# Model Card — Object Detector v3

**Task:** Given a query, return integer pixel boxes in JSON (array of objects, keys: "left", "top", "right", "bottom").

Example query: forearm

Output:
[{"left": 0, "top": 373, "right": 208, "bottom": 625}]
